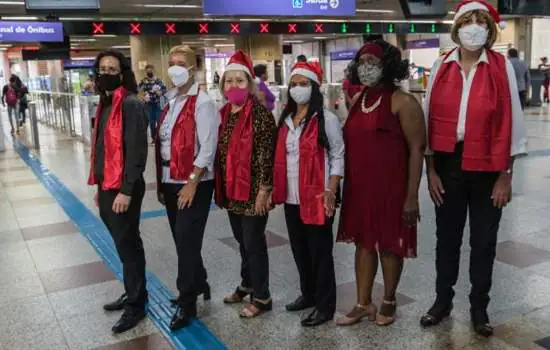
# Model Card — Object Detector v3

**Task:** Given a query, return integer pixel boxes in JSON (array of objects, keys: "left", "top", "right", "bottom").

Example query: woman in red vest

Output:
[
  {"left": 336, "top": 40, "right": 426, "bottom": 326},
  {"left": 420, "top": 0, "right": 527, "bottom": 337},
  {"left": 272, "top": 61, "right": 344, "bottom": 327},
  {"left": 215, "top": 51, "right": 277, "bottom": 318},
  {"left": 154, "top": 45, "right": 221, "bottom": 330},
  {"left": 88, "top": 50, "right": 149, "bottom": 334}
]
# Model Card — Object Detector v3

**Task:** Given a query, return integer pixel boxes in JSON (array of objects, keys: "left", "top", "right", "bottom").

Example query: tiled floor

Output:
[{"left": 3, "top": 105, "right": 550, "bottom": 349}]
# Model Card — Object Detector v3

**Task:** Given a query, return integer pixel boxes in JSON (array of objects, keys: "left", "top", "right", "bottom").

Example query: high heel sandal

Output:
[
  {"left": 223, "top": 286, "right": 252, "bottom": 304},
  {"left": 335, "top": 303, "right": 377, "bottom": 326},
  {"left": 375, "top": 300, "right": 397, "bottom": 326},
  {"left": 239, "top": 299, "right": 273, "bottom": 318}
]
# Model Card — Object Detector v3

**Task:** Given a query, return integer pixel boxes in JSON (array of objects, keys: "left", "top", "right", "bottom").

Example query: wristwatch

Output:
[{"left": 188, "top": 173, "right": 199, "bottom": 183}]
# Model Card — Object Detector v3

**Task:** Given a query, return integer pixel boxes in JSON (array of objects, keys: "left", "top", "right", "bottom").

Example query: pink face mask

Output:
[{"left": 225, "top": 87, "right": 249, "bottom": 105}]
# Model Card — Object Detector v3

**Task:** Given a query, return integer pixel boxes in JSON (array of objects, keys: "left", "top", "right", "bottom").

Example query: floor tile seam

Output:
[{"left": 6, "top": 131, "right": 227, "bottom": 350}]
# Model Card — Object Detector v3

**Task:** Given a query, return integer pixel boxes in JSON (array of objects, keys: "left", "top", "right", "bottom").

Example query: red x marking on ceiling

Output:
[
  {"left": 230, "top": 23, "right": 240, "bottom": 34},
  {"left": 288, "top": 23, "right": 297, "bottom": 33},
  {"left": 92, "top": 22, "right": 104, "bottom": 34},
  {"left": 314, "top": 24, "right": 324, "bottom": 33},
  {"left": 130, "top": 23, "right": 141, "bottom": 34},
  {"left": 199, "top": 23, "right": 209, "bottom": 34},
  {"left": 165, "top": 23, "right": 176, "bottom": 34},
  {"left": 260, "top": 23, "right": 269, "bottom": 33}
]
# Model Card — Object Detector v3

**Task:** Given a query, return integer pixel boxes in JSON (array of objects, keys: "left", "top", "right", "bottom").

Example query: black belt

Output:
[{"left": 161, "top": 160, "right": 170, "bottom": 167}]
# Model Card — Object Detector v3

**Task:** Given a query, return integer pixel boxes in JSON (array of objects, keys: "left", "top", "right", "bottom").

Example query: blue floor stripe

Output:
[
  {"left": 142, "top": 203, "right": 218, "bottom": 220},
  {"left": 8, "top": 136, "right": 227, "bottom": 350}
]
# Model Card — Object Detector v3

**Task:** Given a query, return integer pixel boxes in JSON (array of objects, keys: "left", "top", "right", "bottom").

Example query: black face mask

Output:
[
  {"left": 146, "top": 72, "right": 154, "bottom": 78},
  {"left": 98, "top": 74, "right": 122, "bottom": 92}
]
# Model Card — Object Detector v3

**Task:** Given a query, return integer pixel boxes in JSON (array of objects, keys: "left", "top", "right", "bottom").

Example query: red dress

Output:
[{"left": 337, "top": 87, "right": 416, "bottom": 258}]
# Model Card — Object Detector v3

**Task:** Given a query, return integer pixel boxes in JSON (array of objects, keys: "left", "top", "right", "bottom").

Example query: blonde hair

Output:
[
  {"left": 219, "top": 71, "right": 257, "bottom": 94},
  {"left": 451, "top": 10, "right": 498, "bottom": 49},
  {"left": 169, "top": 45, "right": 197, "bottom": 68}
]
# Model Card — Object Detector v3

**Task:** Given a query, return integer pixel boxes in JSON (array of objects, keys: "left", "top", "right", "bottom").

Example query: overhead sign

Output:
[
  {"left": 25, "top": 0, "right": 100, "bottom": 11},
  {"left": 406, "top": 38, "right": 440, "bottom": 50},
  {"left": 330, "top": 51, "right": 356, "bottom": 61},
  {"left": 203, "top": 0, "right": 355, "bottom": 16},
  {"left": 64, "top": 59, "right": 95, "bottom": 69},
  {"left": 0, "top": 21, "right": 64, "bottom": 43}
]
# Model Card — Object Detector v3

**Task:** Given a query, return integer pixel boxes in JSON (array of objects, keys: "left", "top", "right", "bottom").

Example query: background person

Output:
[
  {"left": 88, "top": 50, "right": 149, "bottom": 334},
  {"left": 154, "top": 45, "right": 220, "bottom": 330},
  {"left": 420, "top": 1, "right": 527, "bottom": 337},
  {"left": 254, "top": 64, "right": 276, "bottom": 112},
  {"left": 540, "top": 57, "right": 550, "bottom": 104},
  {"left": 139, "top": 64, "right": 167, "bottom": 143},
  {"left": 2, "top": 76, "right": 21, "bottom": 134},
  {"left": 507, "top": 48, "right": 530, "bottom": 109},
  {"left": 215, "top": 50, "right": 277, "bottom": 319}
]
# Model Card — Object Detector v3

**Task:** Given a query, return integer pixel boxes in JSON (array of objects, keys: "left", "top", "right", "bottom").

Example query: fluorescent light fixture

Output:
[
  {"left": 313, "top": 37, "right": 328, "bottom": 40},
  {"left": 0, "top": 1, "right": 24, "bottom": 5},
  {"left": 111, "top": 45, "right": 130, "bottom": 49},
  {"left": 1, "top": 16, "right": 38, "bottom": 20},
  {"left": 357, "top": 9, "right": 395, "bottom": 13},
  {"left": 283, "top": 40, "right": 304, "bottom": 44},
  {"left": 442, "top": 20, "right": 454, "bottom": 24},
  {"left": 71, "top": 38, "right": 97, "bottom": 42},
  {"left": 71, "top": 56, "right": 96, "bottom": 60},
  {"left": 93, "top": 34, "right": 117, "bottom": 38},
  {"left": 134, "top": 4, "right": 200, "bottom": 8},
  {"left": 448, "top": 11, "right": 456, "bottom": 15},
  {"left": 0, "top": 44, "right": 12, "bottom": 47},
  {"left": 60, "top": 17, "right": 92, "bottom": 20},
  {"left": 202, "top": 38, "right": 227, "bottom": 41},
  {"left": 214, "top": 44, "right": 235, "bottom": 48},
  {"left": 181, "top": 41, "right": 203, "bottom": 45}
]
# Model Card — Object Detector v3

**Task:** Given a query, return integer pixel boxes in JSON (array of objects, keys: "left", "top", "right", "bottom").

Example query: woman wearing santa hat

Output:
[
  {"left": 420, "top": 0, "right": 527, "bottom": 337},
  {"left": 154, "top": 45, "right": 220, "bottom": 330},
  {"left": 336, "top": 40, "right": 426, "bottom": 326},
  {"left": 215, "top": 50, "right": 277, "bottom": 318},
  {"left": 271, "top": 61, "right": 344, "bottom": 327}
]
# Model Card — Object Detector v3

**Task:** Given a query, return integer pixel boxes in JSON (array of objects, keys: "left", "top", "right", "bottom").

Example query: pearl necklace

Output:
[{"left": 361, "top": 93, "right": 382, "bottom": 114}]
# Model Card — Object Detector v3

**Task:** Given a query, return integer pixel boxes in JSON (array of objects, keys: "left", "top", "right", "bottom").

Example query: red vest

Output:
[
  {"left": 272, "top": 116, "right": 325, "bottom": 225},
  {"left": 88, "top": 87, "right": 128, "bottom": 190},
  {"left": 214, "top": 98, "right": 254, "bottom": 205},
  {"left": 429, "top": 48, "right": 512, "bottom": 171},
  {"left": 154, "top": 95, "right": 198, "bottom": 187}
]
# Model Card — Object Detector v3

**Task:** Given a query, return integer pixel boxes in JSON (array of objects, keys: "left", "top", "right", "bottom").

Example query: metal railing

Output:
[{"left": 29, "top": 91, "right": 99, "bottom": 145}]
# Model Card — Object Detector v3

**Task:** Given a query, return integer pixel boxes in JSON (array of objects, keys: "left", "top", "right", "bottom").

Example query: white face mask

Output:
[
  {"left": 168, "top": 65, "right": 190, "bottom": 87},
  {"left": 358, "top": 63, "right": 382, "bottom": 87},
  {"left": 290, "top": 86, "right": 312, "bottom": 105},
  {"left": 458, "top": 24, "right": 489, "bottom": 52}
]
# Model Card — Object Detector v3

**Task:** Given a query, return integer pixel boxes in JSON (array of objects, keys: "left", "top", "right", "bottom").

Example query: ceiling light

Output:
[
  {"left": 93, "top": 34, "right": 117, "bottom": 38},
  {"left": 313, "top": 37, "right": 328, "bottom": 40},
  {"left": 111, "top": 45, "right": 130, "bottom": 49},
  {"left": 133, "top": 4, "right": 200, "bottom": 8},
  {"left": 60, "top": 17, "right": 92, "bottom": 20},
  {"left": 356, "top": 9, "right": 395, "bottom": 13},
  {"left": 0, "top": 1, "right": 24, "bottom": 5},
  {"left": 214, "top": 44, "right": 234, "bottom": 48},
  {"left": 448, "top": 11, "right": 456, "bottom": 15},
  {"left": 71, "top": 38, "right": 97, "bottom": 42},
  {"left": 1, "top": 16, "right": 38, "bottom": 20},
  {"left": 181, "top": 41, "right": 203, "bottom": 45},
  {"left": 202, "top": 38, "right": 227, "bottom": 41},
  {"left": 71, "top": 57, "right": 96, "bottom": 60},
  {"left": 283, "top": 40, "right": 304, "bottom": 44}
]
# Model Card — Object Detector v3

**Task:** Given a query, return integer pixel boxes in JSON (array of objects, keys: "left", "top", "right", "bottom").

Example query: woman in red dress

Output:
[{"left": 336, "top": 40, "right": 426, "bottom": 326}]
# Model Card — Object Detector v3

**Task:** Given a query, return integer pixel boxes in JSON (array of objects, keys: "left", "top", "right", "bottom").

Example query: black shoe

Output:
[
  {"left": 111, "top": 308, "right": 146, "bottom": 334},
  {"left": 420, "top": 300, "right": 453, "bottom": 327},
  {"left": 286, "top": 296, "right": 314, "bottom": 312},
  {"left": 471, "top": 308, "right": 493, "bottom": 337},
  {"left": 170, "top": 284, "right": 211, "bottom": 307},
  {"left": 103, "top": 294, "right": 127, "bottom": 311},
  {"left": 301, "top": 309, "right": 333, "bottom": 327},
  {"left": 170, "top": 303, "right": 197, "bottom": 331}
]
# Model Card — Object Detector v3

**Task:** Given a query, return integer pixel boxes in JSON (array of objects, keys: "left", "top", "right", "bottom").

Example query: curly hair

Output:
[
  {"left": 93, "top": 50, "right": 138, "bottom": 95},
  {"left": 346, "top": 39, "right": 410, "bottom": 88}
]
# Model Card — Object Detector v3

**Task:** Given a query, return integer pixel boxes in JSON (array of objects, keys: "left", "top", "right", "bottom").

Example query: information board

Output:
[
  {"left": 0, "top": 21, "right": 64, "bottom": 42},
  {"left": 203, "top": 0, "right": 355, "bottom": 16}
]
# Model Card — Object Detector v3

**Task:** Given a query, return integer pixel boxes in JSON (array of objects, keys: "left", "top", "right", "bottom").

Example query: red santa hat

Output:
[
  {"left": 454, "top": 0, "right": 506, "bottom": 29},
  {"left": 225, "top": 50, "right": 255, "bottom": 78},
  {"left": 289, "top": 61, "right": 323, "bottom": 85}
]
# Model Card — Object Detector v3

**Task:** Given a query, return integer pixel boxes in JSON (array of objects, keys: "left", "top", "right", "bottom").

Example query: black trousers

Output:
[
  {"left": 98, "top": 177, "right": 147, "bottom": 310},
  {"left": 228, "top": 212, "right": 270, "bottom": 301},
  {"left": 284, "top": 204, "right": 336, "bottom": 315},
  {"left": 519, "top": 90, "right": 526, "bottom": 110},
  {"left": 162, "top": 181, "right": 214, "bottom": 305},
  {"left": 433, "top": 145, "right": 502, "bottom": 310}
]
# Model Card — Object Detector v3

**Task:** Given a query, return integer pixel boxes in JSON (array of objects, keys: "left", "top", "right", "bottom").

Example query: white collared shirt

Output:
[
  {"left": 159, "top": 83, "right": 221, "bottom": 183},
  {"left": 283, "top": 110, "right": 345, "bottom": 205},
  {"left": 424, "top": 48, "right": 528, "bottom": 157}
]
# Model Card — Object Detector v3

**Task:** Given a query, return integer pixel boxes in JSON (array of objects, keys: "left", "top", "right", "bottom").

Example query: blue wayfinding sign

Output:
[
  {"left": 331, "top": 50, "right": 357, "bottom": 60},
  {"left": 203, "top": 0, "right": 355, "bottom": 16},
  {"left": 0, "top": 21, "right": 64, "bottom": 43}
]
